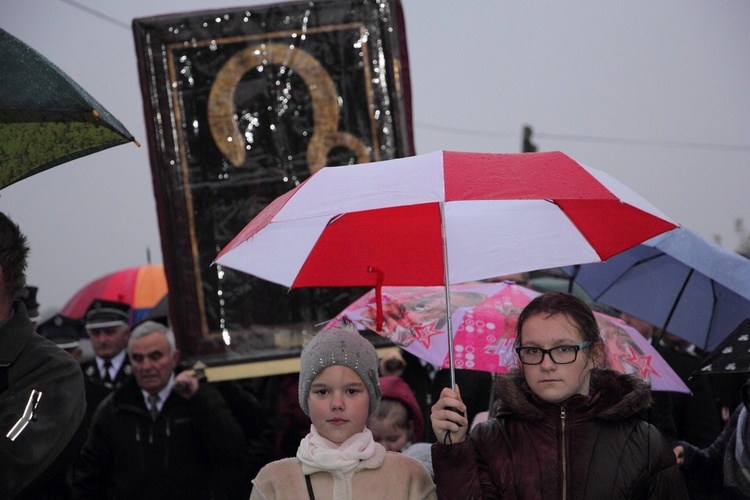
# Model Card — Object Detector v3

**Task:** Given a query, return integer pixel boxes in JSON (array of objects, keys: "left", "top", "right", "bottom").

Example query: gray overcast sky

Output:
[{"left": 1, "top": 0, "right": 749, "bottom": 311}]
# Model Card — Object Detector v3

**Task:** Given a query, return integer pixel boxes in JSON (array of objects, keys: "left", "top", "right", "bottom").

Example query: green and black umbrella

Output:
[{"left": 0, "top": 28, "right": 137, "bottom": 189}]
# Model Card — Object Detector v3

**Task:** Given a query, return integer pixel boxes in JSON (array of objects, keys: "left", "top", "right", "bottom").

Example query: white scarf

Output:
[{"left": 296, "top": 425, "right": 383, "bottom": 499}]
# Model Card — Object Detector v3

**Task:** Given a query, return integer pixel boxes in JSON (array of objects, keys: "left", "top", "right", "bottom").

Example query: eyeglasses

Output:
[{"left": 515, "top": 341, "right": 591, "bottom": 365}]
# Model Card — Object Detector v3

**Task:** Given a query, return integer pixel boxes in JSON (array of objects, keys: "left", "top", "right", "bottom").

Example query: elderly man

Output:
[
  {"left": 0, "top": 212, "right": 86, "bottom": 497},
  {"left": 73, "top": 321, "right": 248, "bottom": 499},
  {"left": 80, "top": 299, "right": 133, "bottom": 420}
]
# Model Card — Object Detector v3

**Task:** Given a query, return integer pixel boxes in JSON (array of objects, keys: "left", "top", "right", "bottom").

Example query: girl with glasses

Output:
[{"left": 430, "top": 292, "right": 688, "bottom": 499}]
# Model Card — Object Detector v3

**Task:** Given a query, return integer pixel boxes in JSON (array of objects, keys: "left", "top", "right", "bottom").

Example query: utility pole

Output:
[{"left": 522, "top": 125, "right": 537, "bottom": 152}]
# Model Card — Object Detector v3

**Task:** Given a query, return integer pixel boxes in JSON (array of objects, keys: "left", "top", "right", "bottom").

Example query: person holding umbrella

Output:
[{"left": 430, "top": 292, "right": 688, "bottom": 499}]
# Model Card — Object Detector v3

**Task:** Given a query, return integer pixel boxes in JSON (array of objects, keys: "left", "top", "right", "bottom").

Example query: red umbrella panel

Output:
[
  {"left": 328, "top": 281, "right": 689, "bottom": 393},
  {"left": 60, "top": 264, "right": 168, "bottom": 326}
]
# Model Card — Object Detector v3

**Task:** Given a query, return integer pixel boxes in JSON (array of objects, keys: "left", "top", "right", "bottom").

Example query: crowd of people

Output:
[{"left": 2, "top": 209, "right": 749, "bottom": 499}]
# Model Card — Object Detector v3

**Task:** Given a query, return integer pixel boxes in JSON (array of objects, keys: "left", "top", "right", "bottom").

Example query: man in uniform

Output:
[
  {"left": 37, "top": 311, "right": 85, "bottom": 362},
  {"left": 80, "top": 299, "right": 132, "bottom": 420}
]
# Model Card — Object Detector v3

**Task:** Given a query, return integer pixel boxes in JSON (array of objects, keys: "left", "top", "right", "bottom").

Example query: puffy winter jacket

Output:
[{"left": 432, "top": 369, "right": 688, "bottom": 499}]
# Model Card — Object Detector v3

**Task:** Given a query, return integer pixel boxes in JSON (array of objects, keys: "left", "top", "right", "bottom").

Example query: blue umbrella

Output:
[{"left": 563, "top": 227, "right": 750, "bottom": 352}]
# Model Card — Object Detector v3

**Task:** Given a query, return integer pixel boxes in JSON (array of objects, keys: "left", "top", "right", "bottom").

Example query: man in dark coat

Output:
[
  {"left": 674, "top": 379, "right": 750, "bottom": 498},
  {"left": 73, "top": 320, "right": 248, "bottom": 499},
  {"left": 79, "top": 299, "right": 133, "bottom": 422},
  {"left": 0, "top": 212, "right": 87, "bottom": 498}
]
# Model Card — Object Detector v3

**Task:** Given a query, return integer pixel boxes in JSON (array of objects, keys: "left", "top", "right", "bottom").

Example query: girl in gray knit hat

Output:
[{"left": 250, "top": 322, "right": 436, "bottom": 500}]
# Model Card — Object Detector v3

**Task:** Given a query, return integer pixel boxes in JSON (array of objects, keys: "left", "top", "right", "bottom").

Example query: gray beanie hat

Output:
[{"left": 298, "top": 324, "right": 382, "bottom": 417}]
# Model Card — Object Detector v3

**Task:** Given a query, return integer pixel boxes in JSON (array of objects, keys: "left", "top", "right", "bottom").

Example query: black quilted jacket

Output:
[{"left": 432, "top": 369, "right": 689, "bottom": 500}]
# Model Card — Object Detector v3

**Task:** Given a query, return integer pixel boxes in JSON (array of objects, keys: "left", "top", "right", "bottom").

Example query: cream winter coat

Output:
[{"left": 250, "top": 446, "right": 436, "bottom": 500}]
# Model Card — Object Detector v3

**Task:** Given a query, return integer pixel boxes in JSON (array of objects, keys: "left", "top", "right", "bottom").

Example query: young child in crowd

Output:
[
  {"left": 370, "top": 375, "right": 435, "bottom": 479},
  {"left": 368, "top": 376, "right": 424, "bottom": 452},
  {"left": 250, "top": 323, "right": 436, "bottom": 500}
]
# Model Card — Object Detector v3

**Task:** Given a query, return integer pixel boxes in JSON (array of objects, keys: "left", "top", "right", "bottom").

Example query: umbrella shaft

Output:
[{"left": 440, "top": 202, "right": 457, "bottom": 390}]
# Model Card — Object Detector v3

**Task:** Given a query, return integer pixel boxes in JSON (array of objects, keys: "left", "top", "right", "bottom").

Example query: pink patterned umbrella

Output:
[{"left": 329, "top": 281, "right": 689, "bottom": 392}]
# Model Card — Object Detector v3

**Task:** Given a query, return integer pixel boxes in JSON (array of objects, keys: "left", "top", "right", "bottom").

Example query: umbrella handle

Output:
[{"left": 368, "top": 267, "right": 385, "bottom": 331}]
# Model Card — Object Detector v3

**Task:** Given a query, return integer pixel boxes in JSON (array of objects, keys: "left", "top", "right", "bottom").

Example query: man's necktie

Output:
[
  {"left": 147, "top": 394, "right": 160, "bottom": 421},
  {"left": 102, "top": 361, "right": 113, "bottom": 384}
]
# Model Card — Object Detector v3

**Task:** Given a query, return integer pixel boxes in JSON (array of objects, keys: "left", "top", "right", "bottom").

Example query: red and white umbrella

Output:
[{"left": 214, "top": 150, "right": 676, "bottom": 384}]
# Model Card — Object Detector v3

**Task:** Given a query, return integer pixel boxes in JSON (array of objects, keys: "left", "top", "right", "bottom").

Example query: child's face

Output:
[
  {"left": 308, "top": 365, "right": 370, "bottom": 445},
  {"left": 369, "top": 418, "right": 411, "bottom": 452}
]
